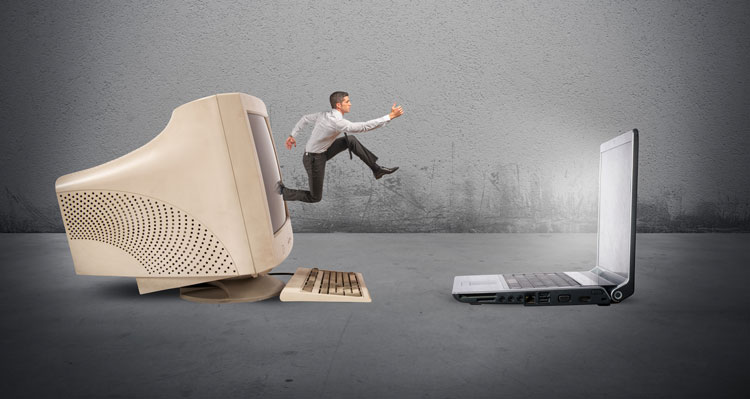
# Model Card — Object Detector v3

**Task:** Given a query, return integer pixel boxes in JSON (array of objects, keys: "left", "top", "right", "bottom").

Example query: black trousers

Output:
[{"left": 282, "top": 135, "right": 379, "bottom": 203}]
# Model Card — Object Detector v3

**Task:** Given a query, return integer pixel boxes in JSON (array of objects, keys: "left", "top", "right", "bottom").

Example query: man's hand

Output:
[
  {"left": 389, "top": 103, "right": 404, "bottom": 120},
  {"left": 285, "top": 136, "right": 296, "bottom": 150}
]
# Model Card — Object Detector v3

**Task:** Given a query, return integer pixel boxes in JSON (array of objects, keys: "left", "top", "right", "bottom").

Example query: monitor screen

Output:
[
  {"left": 597, "top": 137, "right": 634, "bottom": 278},
  {"left": 247, "top": 112, "right": 286, "bottom": 234}
]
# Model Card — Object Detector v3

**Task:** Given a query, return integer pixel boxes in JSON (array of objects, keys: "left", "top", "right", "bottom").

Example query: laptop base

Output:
[{"left": 453, "top": 287, "right": 611, "bottom": 306}]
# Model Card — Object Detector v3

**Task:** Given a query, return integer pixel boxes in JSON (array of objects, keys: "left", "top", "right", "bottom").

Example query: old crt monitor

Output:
[{"left": 55, "top": 93, "right": 293, "bottom": 303}]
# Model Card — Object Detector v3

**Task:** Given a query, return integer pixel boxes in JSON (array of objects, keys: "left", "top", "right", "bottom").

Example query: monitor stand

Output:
[{"left": 179, "top": 275, "right": 285, "bottom": 303}]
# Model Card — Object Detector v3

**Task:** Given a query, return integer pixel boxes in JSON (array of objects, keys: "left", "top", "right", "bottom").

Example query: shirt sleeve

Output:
[
  {"left": 290, "top": 113, "right": 320, "bottom": 138},
  {"left": 335, "top": 114, "right": 391, "bottom": 134}
]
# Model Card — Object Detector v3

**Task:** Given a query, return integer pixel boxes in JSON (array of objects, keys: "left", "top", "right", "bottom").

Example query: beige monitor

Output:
[{"left": 55, "top": 93, "right": 293, "bottom": 303}]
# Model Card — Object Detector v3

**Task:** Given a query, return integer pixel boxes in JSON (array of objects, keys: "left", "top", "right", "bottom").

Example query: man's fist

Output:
[{"left": 285, "top": 136, "right": 296, "bottom": 150}]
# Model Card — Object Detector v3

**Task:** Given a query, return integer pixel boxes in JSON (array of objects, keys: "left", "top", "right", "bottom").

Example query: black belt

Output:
[{"left": 305, "top": 133, "right": 353, "bottom": 159}]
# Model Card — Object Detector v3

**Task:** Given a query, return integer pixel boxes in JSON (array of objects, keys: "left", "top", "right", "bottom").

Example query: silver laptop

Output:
[{"left": 452, "top": 129, "right": 638, "bottom": 306}]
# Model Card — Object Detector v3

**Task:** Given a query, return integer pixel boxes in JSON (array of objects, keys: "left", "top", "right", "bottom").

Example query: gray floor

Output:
[{"left": 1, "top": 233, "right": 748, "bottom": 398}]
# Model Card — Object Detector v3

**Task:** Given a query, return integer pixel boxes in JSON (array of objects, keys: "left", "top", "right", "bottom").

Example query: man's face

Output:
[{"left": 337, "top": 96, "right": 351, "bottom": 114}]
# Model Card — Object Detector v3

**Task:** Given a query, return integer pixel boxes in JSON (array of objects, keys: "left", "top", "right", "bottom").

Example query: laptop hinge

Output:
[{"left": 590, "top": 266, "right": 627, "bottom": 286}]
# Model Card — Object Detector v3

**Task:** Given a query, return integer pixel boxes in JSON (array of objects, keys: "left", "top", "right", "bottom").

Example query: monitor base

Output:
[{"left": 179, "top": 275, "right": 285, "bottom": 303}]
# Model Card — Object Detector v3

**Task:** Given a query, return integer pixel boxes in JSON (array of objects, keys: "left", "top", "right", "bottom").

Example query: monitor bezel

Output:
[
  {"left": 594, "top": 129, "right": 638, "bottom": 302},
  {"left": 246, "top": 110, "right": 290, "bottom": 236}
]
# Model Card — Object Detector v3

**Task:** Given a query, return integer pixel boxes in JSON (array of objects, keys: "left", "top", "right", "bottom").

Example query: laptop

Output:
[{"left": 452, "top": 129, "right": 638, "bottom": 306}]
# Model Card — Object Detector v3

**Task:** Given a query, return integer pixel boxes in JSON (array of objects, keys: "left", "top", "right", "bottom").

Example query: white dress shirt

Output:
[{"left": 290, "top": 109, "right": 391, "bottom": 154}]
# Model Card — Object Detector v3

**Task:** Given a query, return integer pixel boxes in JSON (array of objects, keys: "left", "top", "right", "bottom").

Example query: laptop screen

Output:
[{"left": 596, "top": 131, "right": 636, "bottom": 279}]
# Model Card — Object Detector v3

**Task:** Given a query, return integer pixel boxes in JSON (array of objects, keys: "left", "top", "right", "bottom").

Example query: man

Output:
[{"left": 278, "top": 91, "right": 404, "bottom": 203}]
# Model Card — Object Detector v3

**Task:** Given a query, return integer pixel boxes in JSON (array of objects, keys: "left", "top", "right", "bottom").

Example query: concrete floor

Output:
[{"left": 1, "top": 233, "right": 748, "bottom": 398}]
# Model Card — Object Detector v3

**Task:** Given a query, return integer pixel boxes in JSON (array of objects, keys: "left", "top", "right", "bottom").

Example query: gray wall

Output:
[{"left": 2, "top": 0, "right": 749, "bottom": 233}]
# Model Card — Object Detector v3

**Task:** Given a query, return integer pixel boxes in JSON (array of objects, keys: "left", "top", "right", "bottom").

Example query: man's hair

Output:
[{"left": 329, "top": 91, "right": 349, "bottom": 109}]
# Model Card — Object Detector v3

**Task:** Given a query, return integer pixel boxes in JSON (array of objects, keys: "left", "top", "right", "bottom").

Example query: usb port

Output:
[
  {"left": 558, "top": 294, "right": 571, "bottom": 303},
  {"left": 580, "top": 296, "right": 591, "bottom": 303}
]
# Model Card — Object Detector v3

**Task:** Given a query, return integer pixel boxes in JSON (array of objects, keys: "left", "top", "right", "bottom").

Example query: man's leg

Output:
[
  {"left": 326, "top": 135, "right": 379, "bottom": 171},
  {"left": 281, "top": 153, "right": 326, "bottom": 203},
  {"left": 326, "top": 135, "right": 398, "bottom": 179}
]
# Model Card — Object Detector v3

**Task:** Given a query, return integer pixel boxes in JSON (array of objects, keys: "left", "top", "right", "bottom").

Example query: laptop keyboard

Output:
[{"left": 504, "top": 272, "right": 580, "bottom": 289}]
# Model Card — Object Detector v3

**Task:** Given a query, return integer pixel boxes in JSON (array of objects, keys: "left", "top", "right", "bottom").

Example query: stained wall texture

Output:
[{"left": 2, "top": 1, "right": 749, "bottom": 233}]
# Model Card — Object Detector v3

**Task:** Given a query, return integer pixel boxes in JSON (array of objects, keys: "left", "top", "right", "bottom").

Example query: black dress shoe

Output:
[{"left": 374, "top": 166, "right": 399, "bottom": 180}]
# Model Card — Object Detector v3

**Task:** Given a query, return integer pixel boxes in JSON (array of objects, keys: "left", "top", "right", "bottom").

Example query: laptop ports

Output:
[
  {"left": 558, "top": 294, "right": 571, "bottom": 303},
  {"left": 579, "top": 296, "right": 591, "bottom": 303},
  {"left": 538, "top": 292, "right": 550, "bottom": 303},
  {"left": 525, "top": 294, "right": 536, "bottom": 304}
]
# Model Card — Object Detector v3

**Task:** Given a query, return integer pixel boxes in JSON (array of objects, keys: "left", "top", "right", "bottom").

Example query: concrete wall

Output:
[{"left": 2, "top": 0, "right": 749, "bottom": 233}]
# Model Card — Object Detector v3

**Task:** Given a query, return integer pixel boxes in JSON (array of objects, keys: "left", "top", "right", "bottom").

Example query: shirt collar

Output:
[{"left": 331, "top": 109, "right": 343, "bottom": 119}]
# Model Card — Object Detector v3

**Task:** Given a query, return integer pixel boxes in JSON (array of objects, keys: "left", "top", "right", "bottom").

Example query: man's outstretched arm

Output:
[
  {"left": 337, "top": 103, "right": 404, "bottom": 134},
  {"left": 286, "top": 112, "right": 319, "bottom": 150}
]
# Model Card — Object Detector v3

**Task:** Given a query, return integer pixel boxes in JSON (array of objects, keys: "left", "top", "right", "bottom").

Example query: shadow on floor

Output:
[{"left": 93, "top": 279, "right": 178, "bottom": 301}]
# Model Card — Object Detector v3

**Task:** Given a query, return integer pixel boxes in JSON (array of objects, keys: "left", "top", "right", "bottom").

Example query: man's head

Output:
[{"left": 329, "top": 91, "right": 351, "bottom": 114}]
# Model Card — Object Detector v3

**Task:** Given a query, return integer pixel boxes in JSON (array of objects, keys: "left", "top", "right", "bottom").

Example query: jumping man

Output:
[{"left": 278, "top": 91, "right": 404, "bottom": 203}]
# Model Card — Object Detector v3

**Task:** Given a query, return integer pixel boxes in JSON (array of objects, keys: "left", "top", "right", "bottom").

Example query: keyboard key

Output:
[
  {"left": 321, "top": 270, "right": 330, "bottom": 294},
  {"left": 349, "top": 272, "right": 361, "bottom": 296},
  {"left": 343, "top": 271, "right": 352, "bottom": 294},
  {"left": 302, "top": 268, "right": 318, "bottom": 292}
]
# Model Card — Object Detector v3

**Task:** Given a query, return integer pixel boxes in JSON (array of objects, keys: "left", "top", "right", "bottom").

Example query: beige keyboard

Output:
[{"left": 279, "top": 267, "right": 372, "bottom": 302}]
